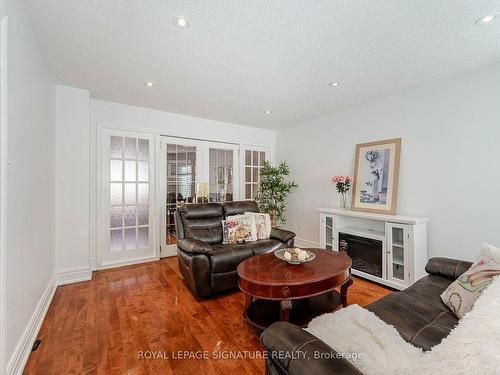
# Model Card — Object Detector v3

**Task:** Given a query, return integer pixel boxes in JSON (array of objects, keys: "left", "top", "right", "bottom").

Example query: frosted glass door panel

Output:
[{"left": 108, "top": 135, "right": 150, "bottom": 252}]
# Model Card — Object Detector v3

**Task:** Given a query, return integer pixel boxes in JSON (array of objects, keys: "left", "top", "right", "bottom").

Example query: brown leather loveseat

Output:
[
  {"left": 175, "top": 200, "right": 295, "bottom": 298},
  {"left": 260, "top": 257, "right": 473, "bottom": 375}
]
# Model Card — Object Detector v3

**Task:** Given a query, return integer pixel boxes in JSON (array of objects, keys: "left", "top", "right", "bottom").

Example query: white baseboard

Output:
[
  {"left": 97, "top": 256, "right": 158, "bottom": 271},
  {"left": 295, "top": 237, "right": 319, "bottom": 248},
  {"left": 90, "top": 258, "right": 97, "bottom": 271},
  {"left": 55, "top": 265, "right": 92, "bottom": 286},
  {"left": 6, "top": 275, "right": 56, "bottom": 375}
]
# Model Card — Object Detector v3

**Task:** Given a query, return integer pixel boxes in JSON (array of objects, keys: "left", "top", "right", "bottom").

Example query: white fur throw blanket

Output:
[{"left": 307, "top": 276, "right": 500, "bottom": 375}]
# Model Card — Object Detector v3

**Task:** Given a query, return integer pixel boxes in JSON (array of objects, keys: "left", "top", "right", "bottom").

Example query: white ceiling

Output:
[{"left": 24, "top": 0, "right": 500, "bottom": 129}]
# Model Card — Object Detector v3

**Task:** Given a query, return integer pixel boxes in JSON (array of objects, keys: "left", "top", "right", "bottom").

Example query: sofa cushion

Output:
[
  {"left": 245, "top": 212, "right": 272, "bottom": 240},
  {"left": 210, "top": 244, "right": 254, "bottom": 274},
  {"left": 222, "top": 215, "right": 258, "bottom": 244},
  {"left": 180, "top": 203, "right": 223, "bottom": 245},
  {"left": 222, "top": 200, "right": 259, "bottom": 217},
  {"left": 367, "top": 275, "right": 458, "bottom": 351},
  {"left": 425, "top": 257, "right": 473, "bottom": 280},
  {"left": 440, "top": 243, "right": 500, "bottom": 318},
  {"left": 402, "top": 275, "right": 453, "bottom": 313},
  {"left": 251, "top": 239, "right": 284, "bottom": 255}
]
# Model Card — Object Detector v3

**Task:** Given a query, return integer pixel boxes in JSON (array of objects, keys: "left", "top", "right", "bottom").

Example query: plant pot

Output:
[{"left": 270, "top": 212, "right": 278, "bottom": 229}]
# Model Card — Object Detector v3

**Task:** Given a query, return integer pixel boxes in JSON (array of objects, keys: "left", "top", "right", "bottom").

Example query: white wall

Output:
[
  {"left": 91, "top": 99, "right": 276, "bottom": 148},
  {"left": 84, "top": 98, "right": 276, "bottom": 268},
  {"left": 3, "top": 0, "right": 56, "bottom": 371},
  {"left": 55, "top": 86, "right": 90, "bottom": 277},
  {"left": 277, "top": 64, "right": 500, "bottom": 262}
]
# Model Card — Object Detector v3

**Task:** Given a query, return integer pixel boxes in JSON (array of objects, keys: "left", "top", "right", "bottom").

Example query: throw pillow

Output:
[
  {"left": 222, "top": 215, "right": 257, "bottom": 244},
  {"left": 244, "top": 212, "right": 272, "bottom": 240},
  {"left": 440, "top": 243, "right": 500, "bottom": 319}
]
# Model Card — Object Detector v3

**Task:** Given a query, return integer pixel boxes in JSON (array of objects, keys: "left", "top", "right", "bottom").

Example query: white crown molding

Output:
[
  {"left": 6, "top": 275, "right": 56, "bottom": 375},
  {"left": 55, "top": 266, "right": 92, "bottom": 286}
]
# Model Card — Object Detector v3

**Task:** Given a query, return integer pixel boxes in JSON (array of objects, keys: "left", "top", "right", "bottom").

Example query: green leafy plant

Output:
[{"left": 255, "top": 161, "right": 298, "bottom": 227}]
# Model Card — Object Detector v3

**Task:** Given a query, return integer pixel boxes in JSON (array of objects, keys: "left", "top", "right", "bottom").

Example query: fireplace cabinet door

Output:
[
  {"left": 319, "top": 213, "right": 336, "bottom": 251},
  {"left": 386, "top": 223, "right": 411, "bottom": 286}
]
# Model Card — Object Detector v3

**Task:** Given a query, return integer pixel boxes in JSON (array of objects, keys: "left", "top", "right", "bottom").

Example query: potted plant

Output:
[{"left": 256, "top": 161, "right": 298, "bottom": 228}]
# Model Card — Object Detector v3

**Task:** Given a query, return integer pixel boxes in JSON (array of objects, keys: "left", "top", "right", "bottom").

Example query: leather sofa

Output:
[
  {"left": 175, "top": 200, "right": 295, "bottom": 298},
  {"left": 261, "top": 257, "right": 473, "bottom": 375}
]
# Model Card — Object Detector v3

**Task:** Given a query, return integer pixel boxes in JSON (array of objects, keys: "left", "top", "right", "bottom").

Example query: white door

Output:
[
  {"left": 159, "top": 138, "right": 241, "bottom": 257},
  {"left": 205, "top": 142, "right": 239, "bottom": 203},
  {"left": 386, "top": 222, "right": 411, "bottom": 286},
  {"left": 240, "top": 146, "right": 270, "bottom": 200},
  {"left": 100, "top": 129, "right": 156, "bottom": 268},
  {"left": 160, "top": 137, "right": 204, "bottom": 257}
]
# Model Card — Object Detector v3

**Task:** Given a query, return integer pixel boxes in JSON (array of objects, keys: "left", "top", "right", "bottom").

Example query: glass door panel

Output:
[
  {"left": 387, "top": 223, "right": 409, "bottom": 285},
  {"left": 391, "top": 227, "right": 404, "bottom": 280},
  {"left": 208, "top": 146, "right": 236, "bottom": 202},
  {"left": 165, "top": 142, "right": 199, "bottom": 246},
  {"left": 160, "top": 138, "right": 240, "bottom": 257},
  {"left": 108, "top": 136, "right": 151, "bottom": 252},
  {"left": 325, "top": 216, "right": 333, "bottom": 250},
  {"left": 242, "top": 147, "right": 268, "bottom": 200}
]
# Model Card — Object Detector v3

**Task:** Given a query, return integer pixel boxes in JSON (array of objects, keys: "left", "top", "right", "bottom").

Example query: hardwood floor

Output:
[{"left": 24, "top": 257, "right": 393, "bottom": 375}]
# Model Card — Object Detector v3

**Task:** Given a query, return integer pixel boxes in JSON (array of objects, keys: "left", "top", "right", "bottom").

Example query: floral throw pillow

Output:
[
  {"left": 244, "top": 212, "right": 272, "bottom": 240},
  {"left": 440, "top": 243, "right": 500, "bottom": 319},
  {"left": 222, "top": 215, "right": 257, "bottom": 244}
]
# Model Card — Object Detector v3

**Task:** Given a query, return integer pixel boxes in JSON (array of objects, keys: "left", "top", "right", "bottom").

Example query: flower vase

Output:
[{"left": 339, "top": 193, "right": 348, "bottom": 210}]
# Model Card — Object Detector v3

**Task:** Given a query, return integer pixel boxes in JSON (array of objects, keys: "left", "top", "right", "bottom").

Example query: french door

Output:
[
  {"left": 100, "top": 129, "right": 156, "bottom": 268},
  {"left": 160, "top": 137, "right": 239, "bottom": 257}
]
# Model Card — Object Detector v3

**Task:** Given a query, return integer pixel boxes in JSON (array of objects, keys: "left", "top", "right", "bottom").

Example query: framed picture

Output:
[{"left": 351, "top": 138, "right": 401, "bottom": 215}]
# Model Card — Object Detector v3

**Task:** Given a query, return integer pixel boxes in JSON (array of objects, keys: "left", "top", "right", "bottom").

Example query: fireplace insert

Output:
[{"left": 338, "top": 232, "right": 383, "bottom": 278}]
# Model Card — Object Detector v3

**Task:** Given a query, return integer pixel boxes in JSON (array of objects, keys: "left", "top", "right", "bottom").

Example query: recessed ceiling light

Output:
[
  {"left": 145, "top": 81, "right": 154, "bottom": 87},
  {"left": 329, "top": 82, "right": 340, "bottom": 87},
  {"left": 173, "top": 16, "right": 190, "bottom": 28},
  {"left": 265, "top": 110, "right": 272, "bottom": 114},
  {"left": 476, "top": 14, "right": 496, "bottom": 25}
]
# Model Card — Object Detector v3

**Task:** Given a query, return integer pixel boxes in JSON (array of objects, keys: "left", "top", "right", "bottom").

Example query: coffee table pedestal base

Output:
[{"left": 244, "top": 291, "right": 342, "bottom": 330}]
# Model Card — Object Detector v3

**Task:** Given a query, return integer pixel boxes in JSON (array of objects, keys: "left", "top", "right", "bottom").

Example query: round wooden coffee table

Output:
[{"left": 237, "top": 248, "right": 352, "bottom": 329}]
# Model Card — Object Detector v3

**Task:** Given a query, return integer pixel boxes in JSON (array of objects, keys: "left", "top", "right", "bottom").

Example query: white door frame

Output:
[
  {"left": 0, "top": 14, "right": 7, "bottom": 373},
  {"left": 98, "top": 128, "right": 158, "bottom": 269}
]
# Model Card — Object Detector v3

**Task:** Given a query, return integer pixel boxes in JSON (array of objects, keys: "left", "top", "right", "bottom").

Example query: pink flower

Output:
[
  {"left": 346, "top": 176, "right": 354, "bottom": 181},
  {"left": 332, "top": 175, "right": 345, "bottom": 183}
]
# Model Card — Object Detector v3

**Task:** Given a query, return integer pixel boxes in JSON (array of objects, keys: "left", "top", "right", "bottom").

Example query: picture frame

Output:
[{"left": 351, "top": 138, "right": 401, "bottom": 215}]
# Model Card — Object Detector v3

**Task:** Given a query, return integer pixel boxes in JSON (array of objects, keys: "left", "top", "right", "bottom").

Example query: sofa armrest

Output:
[
  {"left": 261, "top": 322, "right": 363, "bottom": 375},
  {"left": 425, "top": 257, "right": 472, "bottom": 280},
  {"left": 177, "top": 238, "right": 214, "bottom": 255},
  {"left": 270, "top": 228, "right": 296, "bottom": 244}
]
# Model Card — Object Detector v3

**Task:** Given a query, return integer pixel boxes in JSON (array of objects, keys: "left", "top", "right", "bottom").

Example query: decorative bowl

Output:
[{"left": 274, "top": 248, "right": 316, "bottom": 265}]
